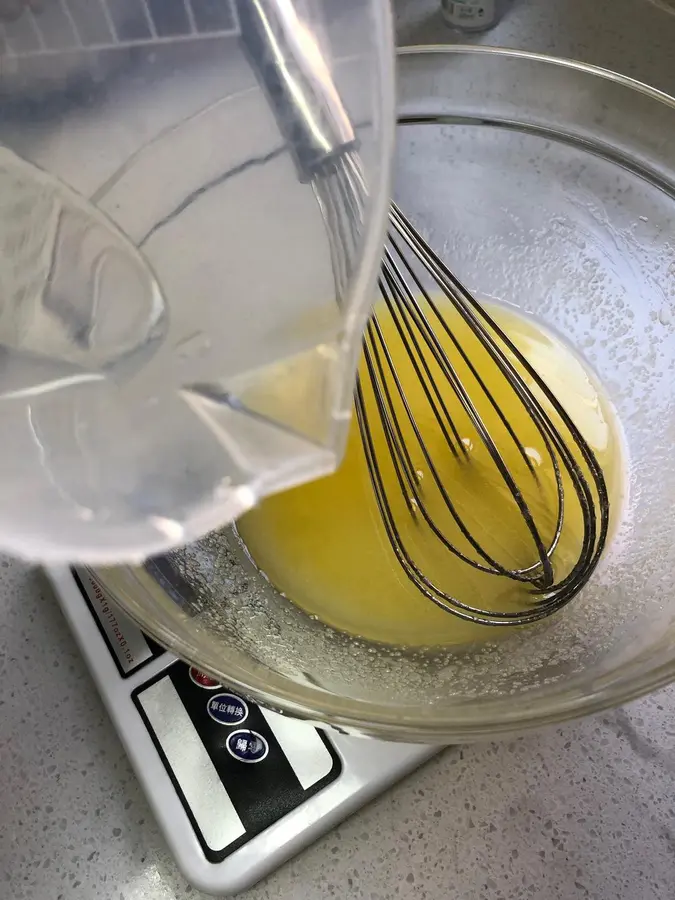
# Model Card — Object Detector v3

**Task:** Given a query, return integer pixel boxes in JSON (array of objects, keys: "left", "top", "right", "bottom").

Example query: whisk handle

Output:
[{"left": 235, "top": 0, "right": 358, "bottom": 182}]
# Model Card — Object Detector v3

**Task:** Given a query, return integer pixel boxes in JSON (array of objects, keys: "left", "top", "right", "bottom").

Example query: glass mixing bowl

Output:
[{"left": 93, "top": 47, "right": 675, "bottom": 742}]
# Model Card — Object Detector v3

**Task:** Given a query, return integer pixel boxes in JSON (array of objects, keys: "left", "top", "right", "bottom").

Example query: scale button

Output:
[
  {"left": 189, "top": 667, "right": 221, "bottom": 689},
  {"left": 226, "top": 730, "right": 269, "bottom": 764},
  {"left": 206, "top": 693, "right": 249, "bottom": 725}
]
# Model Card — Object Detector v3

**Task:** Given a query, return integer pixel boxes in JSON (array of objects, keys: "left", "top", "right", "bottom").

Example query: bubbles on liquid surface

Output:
[{"left": 524, "top": 446, "right": 543, "bottom": 467}]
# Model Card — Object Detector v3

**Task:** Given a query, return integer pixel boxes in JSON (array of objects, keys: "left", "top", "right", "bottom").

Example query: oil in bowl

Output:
[{"left": 236, "top": 297, "right": 627, "bottom": 647}]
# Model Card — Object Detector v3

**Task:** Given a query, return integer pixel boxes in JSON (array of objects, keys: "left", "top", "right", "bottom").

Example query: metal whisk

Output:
[
  {"left": 354, "top": 202, "right": 610, "bottom": 626},
  {"left": 311, "top": 136, "right": 610, "bottom": 625},
  {"left": 240, "top": 0, "right": 609, "bottom": 627}
]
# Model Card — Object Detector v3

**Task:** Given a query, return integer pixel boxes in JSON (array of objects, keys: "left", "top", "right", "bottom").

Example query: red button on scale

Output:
[{"left": 189, "top": 667, "right": 221, "bottom": 689}]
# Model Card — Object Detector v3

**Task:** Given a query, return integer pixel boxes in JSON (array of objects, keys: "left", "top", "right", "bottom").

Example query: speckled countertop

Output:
[{"left": 2, "top": 1, "right": 675, "bottom": 899}]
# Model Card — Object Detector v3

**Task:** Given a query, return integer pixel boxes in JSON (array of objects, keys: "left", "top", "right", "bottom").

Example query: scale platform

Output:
[{"left": 46, "top": 566, "right": 441, "bottom": 895}]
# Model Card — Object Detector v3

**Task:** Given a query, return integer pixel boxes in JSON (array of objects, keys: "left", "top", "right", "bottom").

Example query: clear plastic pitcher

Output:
[{"left": 0, "top": 0, "right": 394, "bottom": 563}]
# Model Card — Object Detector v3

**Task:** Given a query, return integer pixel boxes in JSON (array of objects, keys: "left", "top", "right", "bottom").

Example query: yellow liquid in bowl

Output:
[{"left": 237, "top": 301, "right": 624, "bottom": 646}]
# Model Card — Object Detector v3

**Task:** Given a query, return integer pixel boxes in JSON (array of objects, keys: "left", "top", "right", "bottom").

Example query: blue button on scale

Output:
[
  {"left": 227, "top": 729, "right": 269, "bottom": 764},
  {"left": 206, "top": 693, "right": 249, "bottom": 726}
]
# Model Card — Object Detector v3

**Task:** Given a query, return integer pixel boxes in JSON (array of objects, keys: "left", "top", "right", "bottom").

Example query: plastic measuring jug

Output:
[{"left": 0, "top": 0, "right": 394, "bottom": 562}]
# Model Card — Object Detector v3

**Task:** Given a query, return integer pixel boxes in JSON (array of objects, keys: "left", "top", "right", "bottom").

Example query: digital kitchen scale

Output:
[{"left": 45, "top": 566, "right": 442, "bottom": 896}]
